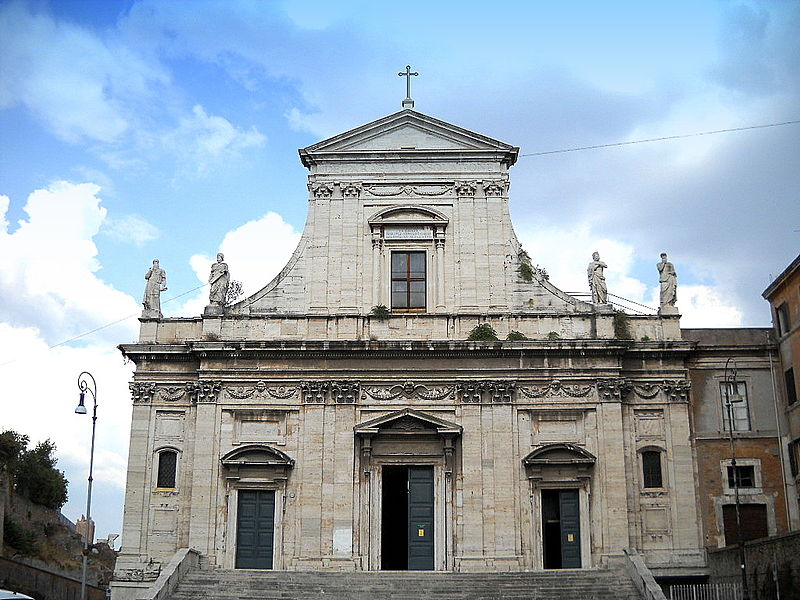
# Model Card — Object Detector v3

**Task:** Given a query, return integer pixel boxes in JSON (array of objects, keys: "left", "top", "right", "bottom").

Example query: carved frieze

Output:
[
  {"left": 363, "top": 184, "right": 451, "bottom": 197},
  {"left": 130, "top": 382, "right": 156, "bottom": 403},
  {"left": 626, "top": 380, "right": 691, "bottom": 402},
  {"left": 660, "top": 380, "right": 691, "bottom": 402},
  {"left": 301, "top": 381, "right": 329, "bottom": 403},
  {"left": 341, "top": 182, "right": 362, "bottom": 198},
  {"left": 518, "top": 380, "right": 593, "bottom": 399},
  {"left": 310, "top": 183, "right": 333, "bottom": 198},
  {"left": 188, "top": 381, "right": 222, "bottom": 403},
  {"left": 454, "top": 180, "right": 478, "bottom": 197},
  {"left": 486, "top": 380, "right": 516, "bottom": 403},
  {"left": 331, "top": 381, "right": 360, "bottom": 404},
  {"left": 597, "top": 378, "right": 632, "bottom": 401},
  {"left": 457, "top": 381, "right": 485, "bottom": 403},
  {"left": 157, "top": 384, "right": 192, "bottom": 402},
  {"left": 362, "top": 381, "right": 455, "bottom": 401},
  {"left": 225, "top": 381, "right": 299, "bottom": 400},
  {"left": 483, "top": 181, "right": 504, "bottom": 197}
]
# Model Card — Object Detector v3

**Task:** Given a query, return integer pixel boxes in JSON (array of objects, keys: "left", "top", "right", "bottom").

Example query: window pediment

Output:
[{"left": 368, "top": 205, "right": 448, "bottom": 227}]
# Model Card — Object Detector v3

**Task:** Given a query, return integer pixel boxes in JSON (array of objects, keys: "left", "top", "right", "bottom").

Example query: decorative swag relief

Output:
[{"left": 130, "top": 378, "right": 690, "bottom": 404}]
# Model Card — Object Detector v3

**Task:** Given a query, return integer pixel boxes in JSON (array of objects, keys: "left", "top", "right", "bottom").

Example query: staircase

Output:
[{"left": 169, "top": 569, "right": 643, "bottom": 599}]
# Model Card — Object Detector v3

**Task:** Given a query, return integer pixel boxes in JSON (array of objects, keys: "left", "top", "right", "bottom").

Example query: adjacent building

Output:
[{"left": 763, "top": 253, "right": 800, "bottom": 522}]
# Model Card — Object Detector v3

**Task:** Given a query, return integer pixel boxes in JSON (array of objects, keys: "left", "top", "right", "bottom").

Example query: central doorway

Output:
[
  {"left": 542, "top": 489, "right": 581, "bottom": 569},
  {"left": 381, "top": 465, "right": 434, "bottom": 570}
]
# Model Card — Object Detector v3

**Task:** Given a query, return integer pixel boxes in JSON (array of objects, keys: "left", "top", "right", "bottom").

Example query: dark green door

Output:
[
  {"left": 559, "top": 490, "right": 581, "bottom": 568},
  {"left": 407, "top": 466, "right": 434, "bottom": 570},
  {"left": 236, "top": 490, "right": 275, "bottom": 569}
]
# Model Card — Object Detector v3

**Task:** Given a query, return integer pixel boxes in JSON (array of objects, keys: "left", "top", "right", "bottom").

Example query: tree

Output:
[{"left": 0, "top": 430, "right": 68, "bottom": 510}]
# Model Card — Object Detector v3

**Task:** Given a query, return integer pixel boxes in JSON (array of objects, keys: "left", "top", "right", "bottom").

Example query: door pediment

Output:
[
  {"left": 354, "top": 408, "right": 462, "bottom": 436},
  {"left": 221, "top": 444, "right": 294, "bottom": 482},
  {"left": 523, "top": 443, "right": 596, "bottom": 482}
]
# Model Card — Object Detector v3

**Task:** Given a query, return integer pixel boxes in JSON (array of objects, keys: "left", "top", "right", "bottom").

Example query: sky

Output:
[{"left": 0, "top": 0, "right": 798, "bottom": 544}]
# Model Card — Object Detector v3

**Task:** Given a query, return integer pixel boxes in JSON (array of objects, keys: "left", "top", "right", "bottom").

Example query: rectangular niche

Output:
[
  {"left": 155, "top": 411, "right": 185, "bottom": 441},
  {"left": 233, "top": 410, "right": 286, "bottom": 446},
  {"left": 634, "top": 409, "right": 665, "bottom": 440},
  {"left": 530, "top": 410, "right": 585, "bottom": 445}
]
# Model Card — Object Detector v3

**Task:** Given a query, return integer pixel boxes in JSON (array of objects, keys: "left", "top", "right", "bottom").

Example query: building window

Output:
[
  {"left": 391, "top": 251, "right": 426, "bottom": 311},
  {"left": 727, "top": 465, "right": 755, "bottom": 488},
  {"left": 720, "top": 381, "right": 750, "bottom": 432},
  {"left": 785, "top": 368, "right": 797, "bottom": 406},
  {"left": 157, "top": 450, "right": 178, "bottom": 488},
  {"left": 776, "top": 302, "right": 791, "bottom": 336},
  {"left": 789, "top": 439, "right": 800, "bottom": 477},
  {"left": 642, "top": 450, "right": 663, "bottom": 488}
]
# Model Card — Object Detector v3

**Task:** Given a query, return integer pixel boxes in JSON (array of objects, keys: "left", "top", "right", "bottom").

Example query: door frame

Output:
[
  {"left": 365, "top": 458, "right": 451, "bottom": 571},
  {"left": 530, "top": 482, "right": 591, "bottom": 569},
  {"left": 224, "top": 483, "right": 286, "bottom": 569}
]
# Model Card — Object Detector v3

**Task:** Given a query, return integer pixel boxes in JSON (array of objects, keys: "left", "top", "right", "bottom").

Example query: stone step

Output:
[{"left": 168, "top": 569, "right": 642, "bottom": 600}]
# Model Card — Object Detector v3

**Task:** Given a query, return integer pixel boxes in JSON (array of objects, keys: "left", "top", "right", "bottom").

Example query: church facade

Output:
[{"left": 111, "top": 109, "right": 792, "bottom": 598}]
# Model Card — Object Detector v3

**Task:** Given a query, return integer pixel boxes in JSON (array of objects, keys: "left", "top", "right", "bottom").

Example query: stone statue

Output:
[
  {"left": 208, "top": 253, "right": 230, "bottom": 306},
  {"left": 657, "top": 252, "right": 677, "bottom": 308},
  {"left": 587, "top": 251, "right": 608, "bottom": 304},
  {"left": 142, "top": 259, "right": 167, "bottom": 315}
]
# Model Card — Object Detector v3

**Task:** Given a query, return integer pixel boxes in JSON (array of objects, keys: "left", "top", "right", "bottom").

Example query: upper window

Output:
[
  {"left": 726, "top": 465, "right": 755, "bottom": 488},
  {"left": 785, "top": 368, "right": 797, "bottom": 406},
  {"left": 776, "top": 302, "right": 791, "bottom": 336},
  {"left": 642, "top": 450, "right": 663, "bottom": 488},
  {"left": 156, "top": 450, "right": 178, "bottom": 488},
  {"left": 720, "top": 381, "right": 750, "bottom": 432},
  {"left": 391, "top": 251, "right": 426, "bottom": 311}
]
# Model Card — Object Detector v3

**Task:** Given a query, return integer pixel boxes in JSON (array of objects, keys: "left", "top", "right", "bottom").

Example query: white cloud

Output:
[
  {"left": 0, "top": 180, "right": 143, "bottom": 537},
  {"left": 177, "top": 211, "right": 301, "bottom": 316},
  {"left": 161, "top": 104, "right": 266, "bottom": 174},
  {"left": 0, "top": 2, "right": 167, "bottom": 144},
  {"left": 103, "top": 214, "right": 160, "bottom": 246},
  {"left": 518, "top": 222, "right": 742, "bottom": 327},
  {"left": 0, "top": 182, "right": 140, "bottom": 345}
]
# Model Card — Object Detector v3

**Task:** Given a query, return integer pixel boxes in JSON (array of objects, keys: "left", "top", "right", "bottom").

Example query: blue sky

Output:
[{"left": 1, "top": 0, "right": 798, "bottom": 542}]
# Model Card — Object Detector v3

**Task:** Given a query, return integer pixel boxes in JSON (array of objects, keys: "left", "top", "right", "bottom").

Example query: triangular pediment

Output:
[
  {"left": 300, "top": 110, "right": 518, "bottom": 165},
  {"left": 354, "top": 408, "right": 462, "bottom": 436}
]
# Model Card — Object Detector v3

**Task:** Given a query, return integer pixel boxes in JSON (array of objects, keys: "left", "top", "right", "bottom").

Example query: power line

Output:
[
  {"left": 519, "top": 119, "right": 800, "bottom": 157},
  {"left": 0, "top": 283, "right": 208, "bottom": 368}
]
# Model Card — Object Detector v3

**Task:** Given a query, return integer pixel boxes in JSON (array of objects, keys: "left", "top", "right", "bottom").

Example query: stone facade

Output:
[{"left": 111, "top": 109, "right": 788, "bottom": 598}]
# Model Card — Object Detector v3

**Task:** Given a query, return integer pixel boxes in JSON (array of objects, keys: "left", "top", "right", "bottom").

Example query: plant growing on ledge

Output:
[
  {"left": 467, "top": 323, "right": 499, "bottom": 341},
  {"left": 517, "top": 248, "right": 549, "bottom": 282},
  {"left": 506, "top": 330, "right": 528, "bottom": 341},
  {"left": 370, "top": 304, "right": 390, "bottom": 320},
  {"left": 547, "top": 331, "right": 561, "bottom": 340},
  {"left": 613, "top": 310, "right": 633, "bottom": 340}
]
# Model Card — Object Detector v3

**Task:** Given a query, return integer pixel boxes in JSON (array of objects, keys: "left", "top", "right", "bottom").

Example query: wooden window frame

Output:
[{"left": 390, "top": 251, "right": 427, "bottom": 312}]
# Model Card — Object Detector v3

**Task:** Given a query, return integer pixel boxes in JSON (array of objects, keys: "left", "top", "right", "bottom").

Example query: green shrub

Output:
[
  {"left": 613, "top": 310, "right": 633, "bottom": 340},
  {"left": 547, "top": 331, "right": 561, "bottom": 340},
  {"left": 3, "top": 517, "right": 38, "bottom": 554},
  {"left": 518, "top": 262, "right": 534, "bottom": 282},
  {"left": 370, "top": 304, "right": 390, "bottom": 320},
  {"left": 467, "top": 323, "right": 499, "bottom": 341},
  {"left": 506, "top": 330, "right": 528, "bottom": 341}
]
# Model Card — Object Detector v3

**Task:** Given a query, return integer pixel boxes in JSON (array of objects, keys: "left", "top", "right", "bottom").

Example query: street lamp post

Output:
[
  {"left": 75, "top": 371, "right": 98, "bottom": 600},
  {"left": 723, "top": 358, "right": 750, "bottom": 600}
]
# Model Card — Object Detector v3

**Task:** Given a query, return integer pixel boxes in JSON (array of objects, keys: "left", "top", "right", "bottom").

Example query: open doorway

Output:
[
  {"left": 381, "top": 465, "right": 434, "bottom": 570},
  {"left": 542, "top": 489, "right": 581, "bottom": 569}
]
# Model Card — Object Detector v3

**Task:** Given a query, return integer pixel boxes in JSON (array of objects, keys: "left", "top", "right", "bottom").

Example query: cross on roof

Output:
[{"left": 398, "top": 65, "right": 418, "bottom": 109}]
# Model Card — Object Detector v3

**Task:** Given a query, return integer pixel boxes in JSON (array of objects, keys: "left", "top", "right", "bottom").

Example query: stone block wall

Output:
[{"left": 707, "top": 531, "right": 800, "bottom": 600}]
